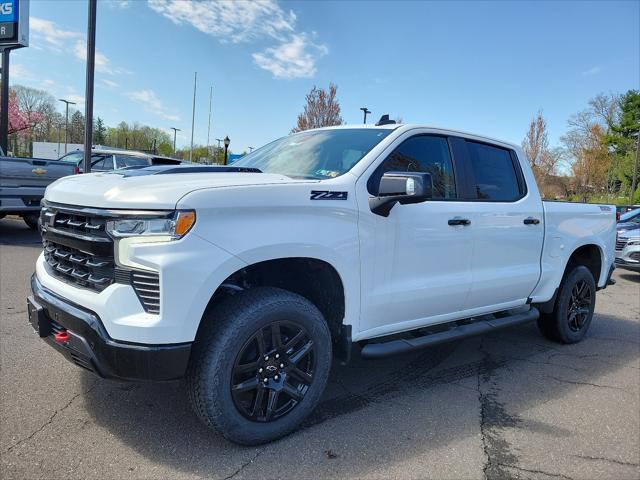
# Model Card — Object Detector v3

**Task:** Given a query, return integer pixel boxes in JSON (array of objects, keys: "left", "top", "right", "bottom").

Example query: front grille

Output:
[
  {"left": 40, "top": 202, "right": 161, "bottom": 314},
  {"left": 616, "top": 238, "right": 627, "bottom": 251},
  {"left": 43, "top": 240, "right": 115, "bottom": 291}
]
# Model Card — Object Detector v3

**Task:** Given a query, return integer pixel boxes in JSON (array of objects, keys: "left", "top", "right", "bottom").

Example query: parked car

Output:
[
  {"left": 617, "top": 207, "right": 640, "bottom": 233},
  {"left": 0, "top": 155, "right": 76, "bottom": 229},
  {"left": 616, "top": 204, "right": 640, "bottom": 221},
  {"left": 27, "top": 122, "right": 616, "bottom": 445},
  {"left": 58, "top": 148, "right": 184, "bottom": 172},
  {"left": 615, "top": 227, "right": 640, "bottom": 272}
]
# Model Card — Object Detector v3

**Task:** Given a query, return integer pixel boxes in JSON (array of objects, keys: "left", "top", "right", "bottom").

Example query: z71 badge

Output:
[{"left": 310, "top": 190, "right": 348, "bottom": 200}]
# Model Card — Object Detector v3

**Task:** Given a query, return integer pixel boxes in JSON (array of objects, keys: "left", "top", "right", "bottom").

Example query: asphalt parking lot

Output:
[{"left": 1, "top": 217, "right": 639, "bottom": 480}]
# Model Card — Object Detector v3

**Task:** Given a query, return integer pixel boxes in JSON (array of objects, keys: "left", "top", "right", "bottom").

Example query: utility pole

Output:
[
  {"left": 0, "top": 49, "right": 10, "bottom": 154},
  {"left": 58, "top": 99, "right": 76, "bottom": 154},
  {"left": 360, "top": 107, "right": 371, "bottom": 124},
  {"left": 190, "top": 72, "right": 197, "bottom": 162},
  {"left": 83, "top": 0, "right": 97, "bottom": 174},
  {"left": 206, "top": 85, "right": 213, "bottom": 157},
  {"left": 170, "top": 127, "right": 181, "bottom": 154},
  {"left": 631, "top": 130, "right": 640, "bottom": 203}
]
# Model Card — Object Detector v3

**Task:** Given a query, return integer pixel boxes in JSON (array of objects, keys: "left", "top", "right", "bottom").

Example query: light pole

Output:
[
  {"left": 170, "top": 127, "right": 181, "bottom": 154},
  {"left": 190, "top": 71, "right": 197, "bottom": 162},
  {"left": 58, "top": 99, "right": 76, "bottom": 154},
  {"left": 223, "top": 136, "right": 230, "bottom": 165},
  {"left": 206, "top": 86, "right": 213, "bottom": 157},
  {"left": 360, "top": 107, "right": 371, "bottom": 124}
]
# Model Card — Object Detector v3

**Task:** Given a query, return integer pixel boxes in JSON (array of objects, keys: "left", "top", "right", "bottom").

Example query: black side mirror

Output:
[{"left": 369, "top": 171, "right": 433, "bottom": 217}]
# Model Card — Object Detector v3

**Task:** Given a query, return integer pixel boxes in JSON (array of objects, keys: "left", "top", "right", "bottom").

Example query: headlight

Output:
[
  {"left": 106, "top": 210, "right": 196, "bottom": 240},
  {"left": 627, "top": 240, "right": 640, "bottom": 246}
]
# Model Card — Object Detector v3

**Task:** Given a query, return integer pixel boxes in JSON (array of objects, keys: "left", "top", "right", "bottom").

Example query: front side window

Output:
[
  {"left": 368, "top": 135, "right": 456, "bottom": 198},
  {"left": 466, "top": 142, "right": 521, "bottom": 201},
  {"left": 91, "top": 154, "right": 113, "bottom": 170},
  {"left": 233, "top": 128, "right": 393, "bottom": 179}
]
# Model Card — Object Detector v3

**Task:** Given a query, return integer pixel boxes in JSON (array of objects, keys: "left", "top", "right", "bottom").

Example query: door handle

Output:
[
  {"left": 524, "top": 217, "right": 540, "bottom": 225},
  {"left": 448, "top": 217, "right": 471, "bottom": 226}
]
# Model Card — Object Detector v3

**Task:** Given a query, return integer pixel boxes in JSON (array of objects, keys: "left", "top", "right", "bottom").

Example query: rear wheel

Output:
[
  {"left": 537, "top": 265, "right": 596, "bottom": 344},
  {"left": 22, "top": 214, "right": 39, "bottom": 230},
  {"left": 187, "top": 287, "right": 332, "bottom": 445}
]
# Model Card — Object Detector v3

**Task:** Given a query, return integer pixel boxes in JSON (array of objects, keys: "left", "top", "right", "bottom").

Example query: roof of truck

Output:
[{"left": 310, "top": 123, "right": 520, "bottom": 150}]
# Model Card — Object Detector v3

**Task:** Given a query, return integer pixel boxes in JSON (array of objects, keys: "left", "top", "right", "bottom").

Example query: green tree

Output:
[
  {"left": 93, "top": 117, "right": 107, "bottom": 145},
  {"left": 604, "top": 90, "right": 640, "bottom": 196}
]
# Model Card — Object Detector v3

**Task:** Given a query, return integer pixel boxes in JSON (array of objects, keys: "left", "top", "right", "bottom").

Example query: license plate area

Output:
[{"left": 27, "top": 296, "right": 51, "bottom": 337}]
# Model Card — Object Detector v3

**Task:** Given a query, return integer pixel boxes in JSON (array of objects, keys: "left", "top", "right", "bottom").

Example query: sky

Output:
[{"left": 9, "top": 0, "right": 640, "bottom": 153}]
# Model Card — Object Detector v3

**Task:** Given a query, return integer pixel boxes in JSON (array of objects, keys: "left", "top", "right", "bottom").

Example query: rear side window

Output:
[
  {"left": 368, "top": 135, "right": 456, "bottom": 198},
  {"left": 59, "top": 152, "right": 84, "bottom": 164},
  {"left": 116, "top": 155, "right": 150, "bottom": 168},
  {"left": 466, "top": 142, "right": 522, "bottom": 201}
]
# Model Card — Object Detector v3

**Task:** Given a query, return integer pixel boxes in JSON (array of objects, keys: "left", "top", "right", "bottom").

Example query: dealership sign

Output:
[{"left": 0, "top": 0, "right": 29, "bottom": 48}]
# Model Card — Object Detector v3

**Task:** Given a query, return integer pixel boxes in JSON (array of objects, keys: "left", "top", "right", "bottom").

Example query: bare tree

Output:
[
  {"left": 522, "top": 111, "right": 560, "bottom": 196},
  {"left": 292, "top": 83, "right": 343, "bottom": 133}
]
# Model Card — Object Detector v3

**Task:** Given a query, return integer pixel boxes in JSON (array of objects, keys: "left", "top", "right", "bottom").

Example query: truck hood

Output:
[{"left": 45, "top": 169, "right": 304, "bottom": 209}]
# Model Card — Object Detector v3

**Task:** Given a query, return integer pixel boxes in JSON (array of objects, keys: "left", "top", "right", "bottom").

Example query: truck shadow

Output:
[
  {"left": 0, "top": 218, "right": 41, "bottom": 246},
  {"left": 80, "top": 308, "right": 639, "bottom": 478}
]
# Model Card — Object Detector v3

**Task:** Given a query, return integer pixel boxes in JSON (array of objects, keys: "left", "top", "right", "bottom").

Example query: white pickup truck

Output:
[{"left": 28, "top": 121, "right": 616, "bottom": 445}]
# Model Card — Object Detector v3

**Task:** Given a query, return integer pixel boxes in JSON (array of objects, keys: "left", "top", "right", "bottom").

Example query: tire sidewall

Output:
[
  {"left": 193, "top": 289, "right": 332, "bottom": 444},
  {"left": 555, "top": 266, "right": 596, "bottom": 343}
]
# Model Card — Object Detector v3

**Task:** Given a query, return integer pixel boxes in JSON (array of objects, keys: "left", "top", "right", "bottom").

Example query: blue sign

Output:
[{"left": 0, "top": 0, "right": 18, "bottom": 23}]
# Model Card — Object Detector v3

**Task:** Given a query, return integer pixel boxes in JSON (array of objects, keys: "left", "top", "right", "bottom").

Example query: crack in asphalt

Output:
[
  {"left": 222, "top": 448, "right": 265, "bottom": 480},
  {"left": 571, "top": 454, "right": 640, "bottom": 468},
  {"left": 499, "top": 463, "right": 575, "bottom": 479},
  {"left": 4, "top": 382, "right": 98, "bottom": 454},
  {"left": 545, "top": 375, "right": 632, "bottom": 394}
]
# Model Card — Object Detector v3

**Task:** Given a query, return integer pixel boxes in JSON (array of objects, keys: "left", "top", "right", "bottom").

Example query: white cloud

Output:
[
  {"left": 253, "top": 33, "right": 327, "bottom": 79},
  {"left": 126, "top": 89, "right": 180, "bottom": 122},
  {"left": 72, "top": 40, "right": 130, "bottom": 76},
  {"left": 30, "top": 17, "right": 82, "bottom": 53},
  {"left": 147, "top": 0, "right": 327, "bottom": 79},
  {"left": 101, "top": 79, "right": 120, "bottom": 89},
  {"left": 582, "top": 66, "right": 602, "bottom": 76},
  {"left": 106, "top": 0, "right": 130, "bottom": 8},
  {"left": 10, "top": 64, "right": 34, "bottom": 81}
]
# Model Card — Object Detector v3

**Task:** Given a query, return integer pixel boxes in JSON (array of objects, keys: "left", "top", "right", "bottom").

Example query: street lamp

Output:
[
  {"left": 223, "top": 136, "right": 230, "bottom": 165},
  {"left": 170, "top": 127, "right": 181, "bottom": 154},
  {"left": 360, "top": 107, "right": 371, "bottom": 124},
  {"left": 58, "top": 99, "right": 76, "bottom": 154}
]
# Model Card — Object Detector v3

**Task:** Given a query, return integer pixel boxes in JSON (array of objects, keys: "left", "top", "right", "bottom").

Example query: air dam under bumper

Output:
[{"left": 28, "top": 274, "right": 191, "bottom": 381}]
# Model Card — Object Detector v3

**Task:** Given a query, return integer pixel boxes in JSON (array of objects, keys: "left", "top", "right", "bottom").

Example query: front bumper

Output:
[{"left": 28, "top": 274, "right": 191, "bottom": 381}]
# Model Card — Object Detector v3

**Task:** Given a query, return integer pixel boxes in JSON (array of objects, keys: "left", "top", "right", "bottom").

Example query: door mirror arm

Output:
[{"left": 369, "top": 172, "right": 433, "bottom": 217}]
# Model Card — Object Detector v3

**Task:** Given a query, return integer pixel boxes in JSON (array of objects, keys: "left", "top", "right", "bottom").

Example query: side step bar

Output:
[{"left": 360, "top": 308, "right": 539, "bottom": 359}]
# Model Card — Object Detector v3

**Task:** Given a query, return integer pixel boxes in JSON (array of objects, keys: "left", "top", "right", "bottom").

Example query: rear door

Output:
[{"left": 453, "top": 138, "right": 544, "bottom": 311}]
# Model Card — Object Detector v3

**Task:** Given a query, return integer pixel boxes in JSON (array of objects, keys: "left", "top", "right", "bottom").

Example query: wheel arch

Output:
[{"left": 198, "top": 256, "right": 350, "bottom": 356}]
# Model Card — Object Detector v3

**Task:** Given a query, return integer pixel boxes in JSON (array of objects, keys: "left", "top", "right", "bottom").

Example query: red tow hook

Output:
[{"left": 54, "top": 330, "right": 70, "bottom": 344}]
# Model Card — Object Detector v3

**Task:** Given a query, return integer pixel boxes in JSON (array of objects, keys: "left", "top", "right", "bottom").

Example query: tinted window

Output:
[
  {"left": 466, "top": 142, "right": 521, "bottom": 201},
  {"left": 116, "top": 155, "right": 150, "bottom": 168},
  {"left": 620, "top": 208, "right": 640, "bottom": 223},
  {"left": 59, "top": 152, "right": 84, "bottom": 164},
  {"left": 91, "top": 155, "right": 113, "bottom": 170},
  {"left": 369, "top": 136, "right": 456, "bottom": 198}
]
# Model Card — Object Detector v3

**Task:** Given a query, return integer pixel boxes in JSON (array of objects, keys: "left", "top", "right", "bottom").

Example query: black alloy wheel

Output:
[
  {"left": 566, "top": 279, "right": 593, "bottom": 332},
  {"left": 231, "top": 321, "right": 315, "bottom": 422}
]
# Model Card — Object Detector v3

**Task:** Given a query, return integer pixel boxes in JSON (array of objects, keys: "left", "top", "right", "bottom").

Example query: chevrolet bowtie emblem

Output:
[{"left": 32, "top": 168, "right": 47, "bottom": 175}]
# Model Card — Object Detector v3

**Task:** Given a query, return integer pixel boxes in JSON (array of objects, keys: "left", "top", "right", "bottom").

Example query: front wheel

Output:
[
  {"left": 187, "top": 287, "right": 332, "bottom": 445},
  {"left": 22, "top": 213, "right": 39, "bottom": 230},
  {"left": 537, "top": 265, "right": 596, "bottom": 344}
]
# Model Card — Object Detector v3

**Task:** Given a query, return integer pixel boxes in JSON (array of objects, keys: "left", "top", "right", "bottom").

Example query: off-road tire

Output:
[
  {"left": 537, "top": 265, "right": 596, "bottom": 344},
  {"left": 186, "top": 287, "right": 332, "bottom": 445}
]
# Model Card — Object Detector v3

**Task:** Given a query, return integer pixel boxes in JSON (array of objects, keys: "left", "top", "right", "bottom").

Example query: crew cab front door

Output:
[{"left": 356, "top": 134, "right": 474, "bottom": 338}]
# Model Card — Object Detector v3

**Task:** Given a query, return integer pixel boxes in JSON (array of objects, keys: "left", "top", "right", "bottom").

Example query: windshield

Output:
[
  {"left": 620, "top": 208, "right": 640, "bottom": 222},
  {"left": 233, "top": 128, "right": 393, "bottom": 179}
]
